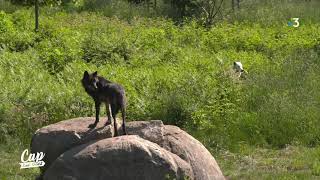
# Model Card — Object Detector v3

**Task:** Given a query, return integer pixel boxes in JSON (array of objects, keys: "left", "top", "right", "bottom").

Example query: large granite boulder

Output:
[
  {"left": 44, "top": 135, "right": 194, "bottom": 180},
  {"left": 31, "top": 117, "right": 225, "bottom": 180},
  {"left": 162, "top": 125, "right": 224, "bottom": 180},
  {"left": 31, "top": 117, "right": 115, "bottom": 176}
]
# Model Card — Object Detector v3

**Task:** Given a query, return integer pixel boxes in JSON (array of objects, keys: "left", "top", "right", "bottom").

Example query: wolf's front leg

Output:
[
  {"left": 105, "top": 103, "right": 112, "bottom": 126},
  {"left": 88, "top": 101, "right": 101, "bottom": 129}
]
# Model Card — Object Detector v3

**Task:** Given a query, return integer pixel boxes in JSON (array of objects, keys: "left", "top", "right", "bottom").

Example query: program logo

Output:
[
  {"left": 288, "top": 18, "right": 300, "bottom": 27},
  {"left": 19, "top": 149, "right": 45, "bottom": 169}
]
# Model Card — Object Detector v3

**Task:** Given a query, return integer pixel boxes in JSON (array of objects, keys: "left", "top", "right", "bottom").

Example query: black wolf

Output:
[{"left": 81, "top": 71, "right": 127, "bottom": 136}]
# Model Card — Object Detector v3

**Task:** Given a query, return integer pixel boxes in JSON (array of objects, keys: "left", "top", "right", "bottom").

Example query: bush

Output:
[
  {"left": 0, "top": 10, "right": 35, "bottom": 52},
  {"left": 82, "top": 32, "right": 132, "bottom": 65},
  {"left": 0, "top": 8, "right": 319, "bottom": 152}
]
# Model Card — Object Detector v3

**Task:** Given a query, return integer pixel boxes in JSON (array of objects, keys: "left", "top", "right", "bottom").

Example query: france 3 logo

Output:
[{"left": 288, "top": 18, "right": 300, "bottom": 27}]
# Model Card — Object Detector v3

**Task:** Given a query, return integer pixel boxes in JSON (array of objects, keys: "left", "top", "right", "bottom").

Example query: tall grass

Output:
[
  {"left": 0, "top": 8, "right": 319, "bottom": 151},
  {"left": 227, "top": 0, "right": 320, "bottom": 25},
  {"left": 77, "top": 0, "right": 320, "bottom": 25},
  {"left": 0, "top": 0, "right": 19, "bottom": 12}
]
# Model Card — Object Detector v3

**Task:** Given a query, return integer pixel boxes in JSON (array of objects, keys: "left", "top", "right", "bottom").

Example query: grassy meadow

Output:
[{"left": 0, "top": 0, "right": 320, "bottom": 179}]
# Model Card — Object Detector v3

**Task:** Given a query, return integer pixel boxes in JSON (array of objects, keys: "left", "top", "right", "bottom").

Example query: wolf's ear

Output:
[
  {"left": 233, "top": 62, "right": 236, "bottom": 66},
  {"left": 83, "top": 71, "right": 89, "bottom": 78},
  {"left": 93, "top": 71, "right": 98, "bottom": 77}
]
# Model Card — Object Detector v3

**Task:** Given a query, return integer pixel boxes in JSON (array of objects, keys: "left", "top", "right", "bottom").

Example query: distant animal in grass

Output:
[
  {"left": 81, "top": 71, "right": 127, "bottom": 136},
  {"left": 233, "top": 61, "right": 248, "bottom": 78}
]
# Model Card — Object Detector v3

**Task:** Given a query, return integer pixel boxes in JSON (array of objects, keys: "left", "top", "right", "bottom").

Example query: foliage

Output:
[
  {"left": 0, "top": 2, "right": 319, "bottom": 179},
  {"left": 217, "top": 145, "right": 320, "bottom": 179},
  {"left": 0, "top": 4, "right": 319, "bottom": 151},
  {"left": 195, "top": 0, "right": 225, "bottom": 27},
  {"left": 9, "top": 0, "right": 80, "bottom": 6}
]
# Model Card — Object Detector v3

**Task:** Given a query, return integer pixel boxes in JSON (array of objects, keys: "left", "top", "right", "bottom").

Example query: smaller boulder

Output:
[
  {"left": 44, "top": 135, "right": 194, "bottom": 180},
  {"left": 163, "top": 125, "right": 225, "bottom": 180}
]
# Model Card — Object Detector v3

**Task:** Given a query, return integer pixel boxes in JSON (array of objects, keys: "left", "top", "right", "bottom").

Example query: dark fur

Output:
[{"left": 81, "top": 71, "right": 127, "bottom": 136}]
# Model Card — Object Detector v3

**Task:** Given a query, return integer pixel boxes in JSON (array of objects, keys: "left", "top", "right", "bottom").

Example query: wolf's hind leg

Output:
[
  {"left": 105, "top": 103, "right": 112, "bottom": 126},
  {"left": 111, "top": 104, "right": 120, "bottom": 137},
  {"left": 121, "top": 106, "right": 127, "bottom": 135}
]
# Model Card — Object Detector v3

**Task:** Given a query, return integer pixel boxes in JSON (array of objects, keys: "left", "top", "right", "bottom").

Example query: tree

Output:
[
  {"left": 127, "top": 0, "right": 157, "bottom": 10},
  {"left": 35, "top": 0, "right": 39, "bottom": 31},
  {"left": 10, "top": 0, "right": 73, "bottom": 5},
  {"left": 163, "top": 0, "right": 198, "bottom": 19},
  {"left": 231, "top": 0, "right": 240, "bottom": 11},
  {"left": 196, "top": 0, "right": 225, "bottom": 27},
  {"left": 9, "top": 0, "right": 77, "bottom": 31}
]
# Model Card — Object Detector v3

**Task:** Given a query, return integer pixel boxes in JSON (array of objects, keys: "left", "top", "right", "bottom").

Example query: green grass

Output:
[
  {"left": 0, "top": 145, "right": 39, "bottom": 180},
  {"left": 0, "top": 9, "right": 319, "bottom": 148},
  {"left": 217, "top": 145, "right": 320, "bottom": 179},
  {"left": 227, "top": 0, "right": 320, "bottom": 25},
  {"left": 1, "top": 144, "right": 320, "bottom": 179},
  {"left": 0, "top": 1, "right": 319, "bottom": 179}
]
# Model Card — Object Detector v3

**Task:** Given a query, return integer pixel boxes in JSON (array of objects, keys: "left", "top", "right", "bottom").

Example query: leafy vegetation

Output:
[
  {"left": 0, "top": 0, "right": 319, "bottom": 179},
  {"left": 218, "top": 145, "right": 320, "bottom": 179}
]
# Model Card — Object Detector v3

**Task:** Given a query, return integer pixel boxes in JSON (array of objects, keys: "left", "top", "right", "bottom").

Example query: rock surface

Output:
[
  {"left": 31, "top": 117, "right": 225, "bottom": 180},
  {"left": 163, "top": 125, "right": 224, "bottom": 180},
  {"left": 31, "top": 117, "right": 116, "bottom": 175},
  {"left": 44, "top": 135, "right": 194, "bottom": 180}
]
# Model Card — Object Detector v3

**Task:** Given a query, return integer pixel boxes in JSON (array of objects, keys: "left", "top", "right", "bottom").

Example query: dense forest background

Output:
[{"left": 0, "top": 0, "right": 320, "bottom": 179}]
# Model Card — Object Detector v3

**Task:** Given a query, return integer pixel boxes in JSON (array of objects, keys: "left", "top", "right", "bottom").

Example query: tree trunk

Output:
[
  {"left": 35, "top": 0, "right": 39, "bottom": 32},
  {"left": 232, "top": 0, "right": 235, "bottom": 11},
  {"left": 236, "top": 0, "right": 240, "bottom": 9}
]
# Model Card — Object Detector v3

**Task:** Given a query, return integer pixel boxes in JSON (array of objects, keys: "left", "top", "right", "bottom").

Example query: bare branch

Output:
[{"left": 212, "top": 0, "right": 224, "bottom": 21}]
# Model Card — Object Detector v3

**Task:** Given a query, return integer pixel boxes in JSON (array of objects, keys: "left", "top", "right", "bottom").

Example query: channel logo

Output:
[{"left": 288, "top": 18, "right": 300, "bottom": 27}]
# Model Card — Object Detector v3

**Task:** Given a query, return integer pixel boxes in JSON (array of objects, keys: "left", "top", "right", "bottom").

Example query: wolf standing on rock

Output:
[{"left": 81, "top": 71, "right": 127, "bottom": 136}]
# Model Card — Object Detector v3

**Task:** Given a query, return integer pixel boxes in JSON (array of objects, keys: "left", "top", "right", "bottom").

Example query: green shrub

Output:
[
  {"left": 0, "top": 11, "right": 14, "bottom": 33},
  {"left": 82, "top": 32, "right": 132, "bottom": 65},
  {"left": 0, "top": 11, "right": 36, "bottom": 52},
  {"left": 0, "top": 8, "right": 319, "bottom": 152}
]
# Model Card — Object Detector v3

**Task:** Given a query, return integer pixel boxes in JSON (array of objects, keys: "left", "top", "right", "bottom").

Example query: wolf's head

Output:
[
  {"left": 233, "top": 61, "right": 244, "bottom": 73},
  {"left": 81, "top": 71, "right": 99, "bottom": 92}
]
